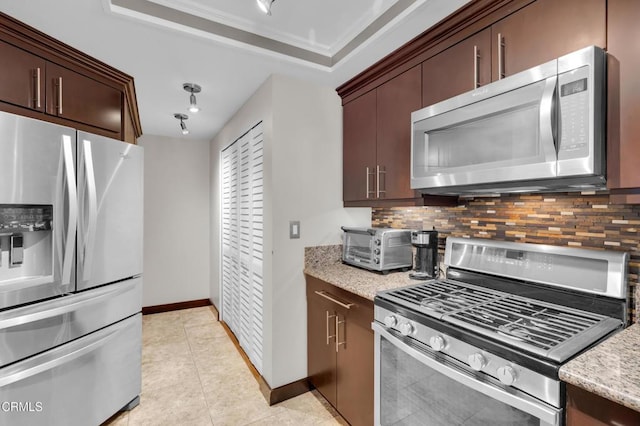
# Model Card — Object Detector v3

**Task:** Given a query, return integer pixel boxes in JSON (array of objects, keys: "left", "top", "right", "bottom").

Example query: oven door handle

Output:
[{"left": 372, "top": 323, "right": 560, "bottom": 425}]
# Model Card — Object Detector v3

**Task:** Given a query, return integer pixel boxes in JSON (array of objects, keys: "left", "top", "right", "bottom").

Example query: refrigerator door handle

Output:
[
  {"left": 61, "top": 135, "right": 77, "bottom": 286},
  {"left": 80, "top": 139, "right": 98, "bottom": 281},
  {"left": 0, "top": 281, "right": 131, "bottom": 330}
]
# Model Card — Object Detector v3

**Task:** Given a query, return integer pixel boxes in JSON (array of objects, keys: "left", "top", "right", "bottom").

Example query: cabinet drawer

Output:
[
  {"left": 0, "top": 278, "right": 141, "bottom": 368},
  {"left": 0, "top": 314, "right": 141, "bottom": 426},
  {"left": 306, "top": 275, "right": 373, "bottom": 329}
]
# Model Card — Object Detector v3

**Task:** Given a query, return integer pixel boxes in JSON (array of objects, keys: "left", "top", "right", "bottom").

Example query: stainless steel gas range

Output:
[{"left": 373, "top": 237, "right": 628, "bottom": 426}]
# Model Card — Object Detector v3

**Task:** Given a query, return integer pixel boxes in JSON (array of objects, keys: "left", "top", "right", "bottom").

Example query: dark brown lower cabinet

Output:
[
  {"left": 566, "top": 383, "right": 640, "bottom": 426},
  {"left": 306, "top": 275, "right": 374, "bottom": 426}
]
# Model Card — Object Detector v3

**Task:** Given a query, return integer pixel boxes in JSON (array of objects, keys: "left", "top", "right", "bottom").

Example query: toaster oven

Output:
[{"left": 341, "top": 227, "right": 412, "bottom": 273}]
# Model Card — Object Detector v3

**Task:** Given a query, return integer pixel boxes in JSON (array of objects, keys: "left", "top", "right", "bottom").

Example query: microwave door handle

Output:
[{"left": 539, "top": 75, "right": 558, "bottom": 163}]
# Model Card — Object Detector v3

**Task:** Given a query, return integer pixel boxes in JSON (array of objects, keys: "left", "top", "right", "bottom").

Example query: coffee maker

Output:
[{"left": 409, "top": 229, "right": 439, "bottom": 280}]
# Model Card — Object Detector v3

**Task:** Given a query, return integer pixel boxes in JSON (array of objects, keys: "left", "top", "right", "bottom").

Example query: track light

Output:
[
  {"left": 183, "top": 83, "right": 201, "bottom": 113},
  {"left": 174, "top": 113, "right": 189, "bottom": 135},
  {"left": 257, "top": 0, "right": 275, "bottom": 15}
]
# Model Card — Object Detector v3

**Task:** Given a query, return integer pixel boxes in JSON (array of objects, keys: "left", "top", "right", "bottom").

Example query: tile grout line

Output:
[{"left": 182, "top": 312, "right": 216, "bottom": 426}]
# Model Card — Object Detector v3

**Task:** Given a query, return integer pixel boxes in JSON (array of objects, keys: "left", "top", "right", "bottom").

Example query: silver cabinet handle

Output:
[
  {"left": 473, "top": 45, "right": 480, "bottom": 89},
  {"left": 365, "top": 167, "right": 370, "bottom": 198},
  {"left": 497, "top": 33, "right": 505, "bottom": 80},
  {"left": 376, "top": 165, "right": 386, "bottom": 198},
  {"left": 56, "top": 77, "right": 62, "bottom": 115},
  {"left": 325, "top": 310, "right": 336, "bottom": 345},
  {"left": 56, "top": 76, "right": 63, "bottom": 115},
  {"left": 366, "top": 167, "right": 375, "bottom": 199},
  {"left": 335, "top": 315, "right": 346, "bottom": 353},
  {"left": 314, "top": 290, "right": 354, "bottom": 309},
  {"left": 33, "top": 67, "right": 41, "bottom": 108}
]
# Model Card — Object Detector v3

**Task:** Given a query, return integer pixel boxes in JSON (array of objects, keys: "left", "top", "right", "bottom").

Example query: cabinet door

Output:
[
  {"left": 307, "top": 287, "right": 337, "bottom": 407},
  {"left": 336, "top": 309, "right": 374, "bottom": 426},
  {"left": 0, "top": 40, "right": 45, "bottom": 112},
  {"left": 376, "top": 65, "right": 421, "bottom": 200},
  {"left": 491, "top": 0, "right": 605, "bottom": 80},
  {"left": 46, "top": 63, "right": 122, "bottom": 133},
  {"left": 566, "top": 383, "right": 640, "bottom": 426},
  {"left": 343, "top": 90, "right": 377, "bottom": 202},
  {"left": 422, "top": 28, "right": 491, "bottom": 107},
  {"left": 607, "top": 0, "right": 640, "bottom": 191}
]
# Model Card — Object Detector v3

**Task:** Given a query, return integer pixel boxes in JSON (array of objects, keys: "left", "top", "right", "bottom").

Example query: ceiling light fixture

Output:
[
  {"left": 183, "top": 83, "right": 201, "bottom": 113},
  {"left": 174, "top": 113, "right": 189, "bottom": 135},
  {"left": 256, "top": 0, "right": 275, "bottom": 16}
]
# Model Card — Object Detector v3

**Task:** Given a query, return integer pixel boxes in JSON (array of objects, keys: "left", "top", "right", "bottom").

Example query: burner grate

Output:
[{"left": 378, "top": 279, "right": 616, "bottom": 360}]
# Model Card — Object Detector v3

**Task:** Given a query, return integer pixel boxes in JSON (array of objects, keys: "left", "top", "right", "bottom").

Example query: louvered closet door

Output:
[
  {"left": 220, "top": 122, "right": 264, "bottom": 374},
  {"left": 221, "top": 142, "right": 239, "bottom": 333},
  {"left": 248, "top": 125, "right": 264, "bottom": 371}
]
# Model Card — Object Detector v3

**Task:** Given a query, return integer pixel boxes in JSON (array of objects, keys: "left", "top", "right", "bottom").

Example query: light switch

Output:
[{"left": 289, "top": 221, "right": 300, "bottom": 239}]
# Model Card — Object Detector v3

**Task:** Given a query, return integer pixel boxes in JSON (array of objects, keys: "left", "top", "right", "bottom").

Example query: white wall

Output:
[
  {"left": 210, "top": 74, "right": 370, "bottom": 389},
  {"left": 269, "top": 75, "right": 371, "bottom": 387},
  {"left": 140, "top": 134, "right": 211, "bottom": 307}
]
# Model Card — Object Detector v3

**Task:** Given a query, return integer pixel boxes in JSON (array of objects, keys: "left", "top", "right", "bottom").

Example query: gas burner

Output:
[
  {"left": 420, "top": 300, "right": 444, "bottom": 311},
  {"left": 497, "top": 324, "right": 530, "bottom": 341},
  {"left": 445, "top": 296, "right": 466, "bottom": 305}
]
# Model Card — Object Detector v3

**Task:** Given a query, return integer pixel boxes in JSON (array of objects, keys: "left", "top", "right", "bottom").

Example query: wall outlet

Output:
[{"left": 289, "top": 221, "right": 300, "bottom": 239}]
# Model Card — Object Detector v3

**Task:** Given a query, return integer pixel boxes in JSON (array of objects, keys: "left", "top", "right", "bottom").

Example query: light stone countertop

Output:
[
  {"left": 559, "top": 323, "right": 640, "bottom": 412},
  {"left": 303, "top": 245, "right": 417, "bottom": 301}
]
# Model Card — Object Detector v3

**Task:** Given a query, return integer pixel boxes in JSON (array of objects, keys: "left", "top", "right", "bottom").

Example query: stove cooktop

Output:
[{"left": 376, "top": 279, "right": 623, "bottom": 363}]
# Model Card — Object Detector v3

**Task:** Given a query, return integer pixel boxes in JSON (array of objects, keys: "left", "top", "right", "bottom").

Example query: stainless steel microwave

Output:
[{"left": 411, "top": 45, "right": 606, "bottom": 195}]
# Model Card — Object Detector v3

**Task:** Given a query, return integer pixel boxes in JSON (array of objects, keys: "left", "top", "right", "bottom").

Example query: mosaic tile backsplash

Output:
[{"left": 372, "top": 192, "right": 640, "bottom": 323}]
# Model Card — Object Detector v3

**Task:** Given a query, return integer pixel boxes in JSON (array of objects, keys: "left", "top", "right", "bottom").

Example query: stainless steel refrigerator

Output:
[{"left": 0, "top": 110, "right": 143, "bottom": 425}]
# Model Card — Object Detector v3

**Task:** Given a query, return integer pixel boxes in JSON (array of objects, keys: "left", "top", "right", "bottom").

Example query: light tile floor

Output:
[{"left": 105, "top": 307, "right": 347, "bottom": 426}]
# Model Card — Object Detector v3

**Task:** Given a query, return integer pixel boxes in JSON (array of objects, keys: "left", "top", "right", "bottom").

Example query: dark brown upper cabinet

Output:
[
  {"left": 422, "top": 28, "right": 492, "bottom": 108},
  {"left": 0, "top": 11, "right": 141, "bottom": 143},
  {"left": 45, "top": 63, "right": 122, "bottom": 134},
  {"left": 343, "top": 89, "right": 377, "bottom": 204},
  {"left": 422, "top": 0, "right": 605, "bottom": 108},
  {"left": 607, "top": 0, "right": 640, "bottom": 202},
  {"left": 491, "top": 0, "right": 605, "bottom": 80},
  {"left": 376, "top": 65, "right": 422, "bottom": 201},
  {"left": 343, "top": 65, "right": 422, "bottom": 206},
  {"left": 0, "top": 40, "right": 46, "bottom": 112},
  {"left": 340, "top": 0, "right": 640, "bottom": 203}
]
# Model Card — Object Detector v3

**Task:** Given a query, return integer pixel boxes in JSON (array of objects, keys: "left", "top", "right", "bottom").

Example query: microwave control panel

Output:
[{"left": 558, "top": 65, "right": 590, "bottom": 160}]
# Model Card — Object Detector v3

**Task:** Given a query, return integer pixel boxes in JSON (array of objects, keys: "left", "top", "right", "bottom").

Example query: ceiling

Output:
[{"left": 0, "top": 0, "right": 470, "bottom": 140}]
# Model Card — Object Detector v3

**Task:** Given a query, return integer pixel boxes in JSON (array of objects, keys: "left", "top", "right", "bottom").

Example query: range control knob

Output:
[
  {"left": 468, "top": 353, "right": 486, "bottom": 371},
  {"left": 375, "top": 239, "right": 381, "bottom": 246},
  {"left": 383, "top": 315, "right": 398, "bottom": 328},
  {"left": 374, "top": 258, "right": 380, "bottom": 264},
  {"left": 398, "top": 322, "right": 414, "bottom": 336},
  {"left": 374, "top": 248, "right": 381, "bottom": 255},
  {"left": 429, "top": 335, "right": 446, "bottom": 352},
  {"left": 497, "top": 366, "right": 517, "bottom": 386}
]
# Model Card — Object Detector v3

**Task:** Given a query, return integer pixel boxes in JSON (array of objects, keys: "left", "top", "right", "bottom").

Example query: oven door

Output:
[{"left": 373, "top": 323, "right": 561, "bottom": 426}]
